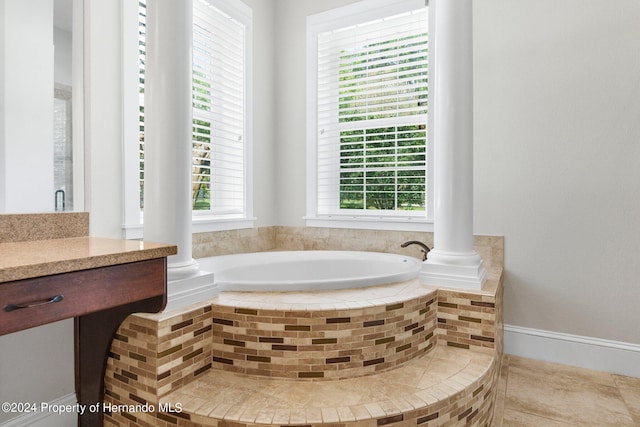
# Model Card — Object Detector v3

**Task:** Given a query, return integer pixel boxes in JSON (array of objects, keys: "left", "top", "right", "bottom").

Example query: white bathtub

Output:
[{"left": 197, "top": 251, "right": 422, "bottom": 292}]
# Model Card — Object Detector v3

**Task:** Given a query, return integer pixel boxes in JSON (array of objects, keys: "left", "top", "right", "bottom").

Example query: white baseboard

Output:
[
  {"left": 504, "top": 324, "right": 640, "bottom": 378},
  {"left": 0, "top": 393, "right": 77, "bottom": 427}
]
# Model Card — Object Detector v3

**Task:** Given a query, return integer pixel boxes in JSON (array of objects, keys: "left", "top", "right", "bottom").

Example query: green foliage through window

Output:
[
  {"left": 330, "top": 13, "right": 428, "bottom": 212},
  {"left": 339, "top": 125, "right": 426, "bottom": 210}
]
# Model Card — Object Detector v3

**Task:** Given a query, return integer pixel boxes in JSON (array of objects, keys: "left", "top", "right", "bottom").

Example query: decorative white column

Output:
[
  {"left": 144, "top": 0, "right": 198, "bottom": 281},
  {"left": 421, "top": 0, "right": 486, "bottom": 290},
  {"left": 144, "top": 0, "right": 218, "bottom": 311}
]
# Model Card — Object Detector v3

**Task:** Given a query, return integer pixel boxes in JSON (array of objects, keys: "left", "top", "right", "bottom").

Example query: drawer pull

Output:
[{"left": 4, "top": 294, "right": 64, "bottom": 312}]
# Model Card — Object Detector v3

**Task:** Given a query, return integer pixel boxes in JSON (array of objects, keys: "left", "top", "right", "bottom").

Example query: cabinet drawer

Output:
[{"left": 0, "top": 258, "right": 166, "bottom": 335}]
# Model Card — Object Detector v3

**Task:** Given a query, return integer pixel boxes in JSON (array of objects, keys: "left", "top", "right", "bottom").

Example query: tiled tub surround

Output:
[
  {"left": 103, "top": 230, "right": 503, "bottom": 426},
  {"left": 104, "top": 277, "right": 502, "bottom": 425},
  {"left": 191, "top": 227, "right": 504, "bottom": 274},
  {"left": 209, "top": 280, "right": 438, "bottom": 380},
  {"left": 436, "top": 287, "right": 503, "bottom": 357},
  {"left": 105, "top": 304, "right": 214, "bottom": 403}
]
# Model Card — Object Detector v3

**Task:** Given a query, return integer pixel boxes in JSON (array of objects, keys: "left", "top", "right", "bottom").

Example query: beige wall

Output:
[
  {"left": 473, "top": 0, "right": 640, "bottom": 343},
  {"left": 242, "top": 0, "right": 279, "bottom": 227},
  {"left": 273, "top": 0, "right": 359, "bottom": 226}
]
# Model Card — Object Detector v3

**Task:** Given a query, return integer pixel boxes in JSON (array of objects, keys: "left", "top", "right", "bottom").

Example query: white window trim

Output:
[
  {"left": 305, "top": 0, "right": 433, "bottom": 232},
  {"left": 122, "top": 0, "right": 142, "bottom": 239},
  {"left": 121, "top": 0, "right": 255, "bottom": 239}
]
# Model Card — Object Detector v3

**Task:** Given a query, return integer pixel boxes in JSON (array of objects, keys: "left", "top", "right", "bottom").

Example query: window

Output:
[
  {"left": 306, "top": 0, "right": 430, "bottom": 230},
  {"left": 128, "top": 0, "right": 253, "bottom": 235},
  {"left": 191, "top": 0, "right": 249, "bottom": 216}
]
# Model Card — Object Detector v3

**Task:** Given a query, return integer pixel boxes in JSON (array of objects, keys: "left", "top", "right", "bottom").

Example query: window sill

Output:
[
  {"left": 192, "top": 216, "right": 256, "bottom": 233},
  {"left": 304, "top": 215, "right": 433, "bottom": 232},
  {"left": 122, "top": 216, "right": 257, "bottom": 239}
]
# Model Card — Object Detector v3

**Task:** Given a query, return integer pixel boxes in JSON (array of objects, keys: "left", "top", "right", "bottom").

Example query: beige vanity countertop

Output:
[{"left": 0, "top": 236, "right": 177, "bottom": 283}]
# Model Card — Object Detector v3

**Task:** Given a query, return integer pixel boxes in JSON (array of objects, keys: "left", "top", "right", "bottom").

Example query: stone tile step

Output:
[{"left": 157, "top": 346, "right": 497, "bottom": 427}]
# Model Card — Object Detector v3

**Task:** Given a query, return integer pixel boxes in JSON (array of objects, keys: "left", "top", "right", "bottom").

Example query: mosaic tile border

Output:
[
  {"left": 105, "top": 304, "right": 213, "bottom": 403},
  {"left": 209, "top": 291, "right": 437, "bottom": 379},
  {"left": 436, "top": 274, "right": 504, "bottom": 355}
]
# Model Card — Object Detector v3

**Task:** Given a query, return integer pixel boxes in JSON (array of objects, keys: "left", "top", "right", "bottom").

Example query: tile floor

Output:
[{"left": 492, "top": 355, "right": 640, "bottom": 426}]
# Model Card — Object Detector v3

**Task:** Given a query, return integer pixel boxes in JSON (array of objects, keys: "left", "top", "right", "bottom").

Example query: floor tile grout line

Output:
[
  {"left": 612, "top": 376, "right": 640, "bottom": 425},
  {"left": 504, "top": 408, "right": 583, "bottom": 426},
  {"left": 500, "top": 355, "right": 639, "bottom": 427}
]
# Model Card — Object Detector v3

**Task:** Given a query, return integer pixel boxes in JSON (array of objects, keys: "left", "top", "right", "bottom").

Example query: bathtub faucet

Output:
[{"left": 400, "top": 240, "right": 431, "bottom": 261}]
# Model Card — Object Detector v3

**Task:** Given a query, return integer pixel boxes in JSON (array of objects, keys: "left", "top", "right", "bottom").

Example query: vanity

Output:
[{"left": 0, "top": 213, "right": 177, "bottom": 426}]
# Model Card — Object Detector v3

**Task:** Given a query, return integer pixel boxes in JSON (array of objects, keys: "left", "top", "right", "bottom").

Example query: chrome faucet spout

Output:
[{"left": 400, "top": 240, "right": 431, "bottom": 261}]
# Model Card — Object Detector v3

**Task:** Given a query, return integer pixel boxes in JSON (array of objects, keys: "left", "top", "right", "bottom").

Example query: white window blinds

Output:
[
  {"left": 138, "top": 1, "right": 146, "bottom": 209},
  {"left": 192, "top": 0, "right": 246, "bottom": 215},
  {"left": 138, "top": 0, "right": 248, "bottom": 216},
  {"left": 315, "top": 7, "right": 428, "bottom": 216}
]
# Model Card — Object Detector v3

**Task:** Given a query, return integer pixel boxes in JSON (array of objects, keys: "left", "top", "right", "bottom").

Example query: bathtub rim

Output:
[{"left": 198, "top": 250, "right": 423, "bottom": 292}]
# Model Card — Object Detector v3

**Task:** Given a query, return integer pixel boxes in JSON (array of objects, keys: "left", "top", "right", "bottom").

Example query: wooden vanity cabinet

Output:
[
  {"left": 0, "top": 258, "right": 166, "bottom": 335},
  {"left": 0, "top": 257, "right": 169, "bottom": 427}
]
